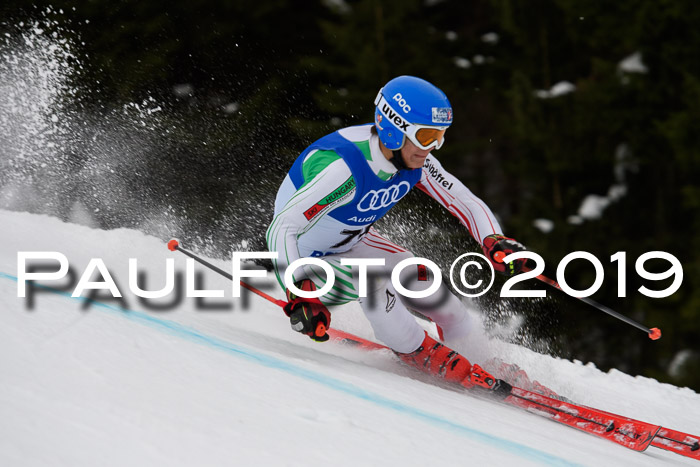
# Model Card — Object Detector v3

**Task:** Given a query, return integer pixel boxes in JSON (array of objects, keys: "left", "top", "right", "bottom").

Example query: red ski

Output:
[
  {"left": 327, "top": 328, "right": 700, "bottom": 460},
  {"left": 504, "top": 387, "right": 659, "bottom": 451},
  {"left": 577, "top": 404, "right": 700, "bottom": 460},
  {"left": 652, "top": 427, "right": 700, "bottom": 460}
]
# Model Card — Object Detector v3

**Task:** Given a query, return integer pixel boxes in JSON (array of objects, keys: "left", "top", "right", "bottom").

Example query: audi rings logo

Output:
[{"left": 357, "top": 181, "right": 411, "bottom": 212}]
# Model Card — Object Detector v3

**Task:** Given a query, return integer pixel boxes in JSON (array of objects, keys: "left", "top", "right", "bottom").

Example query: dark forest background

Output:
[{"left": 1, "top": 0, "right": 698, "bottom": 390}]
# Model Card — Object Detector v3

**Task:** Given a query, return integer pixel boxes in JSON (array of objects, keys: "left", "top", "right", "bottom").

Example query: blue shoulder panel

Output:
[{"left": 287, "top": 125, "right": 422, "bottom": 226}]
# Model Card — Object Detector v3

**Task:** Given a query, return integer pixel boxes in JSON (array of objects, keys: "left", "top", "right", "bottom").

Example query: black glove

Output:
[
  {"left": 284, "top": 279, "right": 331, "bottom": 342},
  {"left": 481, "top": 234, "right": 527, "bottom": 276}
]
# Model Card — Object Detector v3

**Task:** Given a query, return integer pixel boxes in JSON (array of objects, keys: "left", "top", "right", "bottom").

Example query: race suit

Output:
[{"left": 266, "top": 124, "right": 503, "bottom": 353}]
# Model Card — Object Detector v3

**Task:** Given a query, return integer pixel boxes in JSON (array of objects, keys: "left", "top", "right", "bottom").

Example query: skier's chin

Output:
[
  {"left": 399, "top": 138, "right": 432, "bottom": 168},
  {"left": 406, "top": 153, "right": 428, "bottom": 168}
]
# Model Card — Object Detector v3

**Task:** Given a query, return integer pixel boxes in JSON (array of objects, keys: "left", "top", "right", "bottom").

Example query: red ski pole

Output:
[
  {"left": 166, "top": 239, "right": 287, "bottom": 309},
  {"left": 493, "top": 251, "right": 661, "bottom": 341}
]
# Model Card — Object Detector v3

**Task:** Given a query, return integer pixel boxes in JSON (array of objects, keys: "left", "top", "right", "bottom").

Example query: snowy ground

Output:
[{"left": 2, "top": 210, "right": 698, "bottom": 466}]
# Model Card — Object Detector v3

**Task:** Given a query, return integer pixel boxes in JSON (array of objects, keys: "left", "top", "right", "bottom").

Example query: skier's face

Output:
[{"left": 400, "top": 138, "right": 432, "bottom": 169}]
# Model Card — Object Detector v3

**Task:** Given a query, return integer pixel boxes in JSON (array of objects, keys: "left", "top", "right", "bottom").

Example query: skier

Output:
[{"left": 266, "top": 75, "right": 526, "bottom": 395}]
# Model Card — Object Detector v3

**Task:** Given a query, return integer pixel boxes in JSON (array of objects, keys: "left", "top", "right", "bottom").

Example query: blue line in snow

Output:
[{"left": 2, "top": 271, "right": 579, "bottom": 466}]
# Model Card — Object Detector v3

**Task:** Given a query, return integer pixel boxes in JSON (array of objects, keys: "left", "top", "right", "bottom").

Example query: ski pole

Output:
[
  {"left": 493, "top": 251, "right": 661, "bottom": 340},
  {"left": 166, "top": 239, "right": 287, "bottom": 309}
]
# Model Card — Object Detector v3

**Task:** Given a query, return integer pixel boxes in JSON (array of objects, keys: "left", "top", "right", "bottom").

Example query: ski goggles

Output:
[
  {"left": 374, "top": 93, "right": 449, "bottom": 151},
  {"left": 407, "top": 125, "right": 447, "bottom": 151}
]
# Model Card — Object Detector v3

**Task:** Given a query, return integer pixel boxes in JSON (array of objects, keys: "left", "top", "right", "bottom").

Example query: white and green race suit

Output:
[{"left": 266, "top": 124, "right": 503, "bottom": 352}]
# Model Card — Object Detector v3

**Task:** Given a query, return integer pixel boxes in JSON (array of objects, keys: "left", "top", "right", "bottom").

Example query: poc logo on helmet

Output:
[{"left": 393, "top": 93, "right": 411, "bottom": 113}]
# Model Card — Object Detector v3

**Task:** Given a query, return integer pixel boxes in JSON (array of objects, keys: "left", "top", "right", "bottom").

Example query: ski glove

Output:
[
  {"left": 482, "top": 234, "right": 527, "bottom": 276},
  {"left": 284, "top": 279, "right": 331, "bottom": 342}
]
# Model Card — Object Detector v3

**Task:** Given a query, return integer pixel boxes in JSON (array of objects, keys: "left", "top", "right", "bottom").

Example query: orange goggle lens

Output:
[{"left": 414, "top": 127, "right": 446, "bottom": 148}]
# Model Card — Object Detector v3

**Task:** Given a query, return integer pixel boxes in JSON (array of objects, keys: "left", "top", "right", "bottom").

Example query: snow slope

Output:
[{"left": 2, "top": 210, "right": 698, "bottom": 466}]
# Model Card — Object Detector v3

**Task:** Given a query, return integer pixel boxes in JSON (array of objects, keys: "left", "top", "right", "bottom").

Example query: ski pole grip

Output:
[
  {"left": 167, "top": 239, "right": 180, "bottom": 251},
  {"left": 493, "top": 251, "right": 506, "bottom": 263}
]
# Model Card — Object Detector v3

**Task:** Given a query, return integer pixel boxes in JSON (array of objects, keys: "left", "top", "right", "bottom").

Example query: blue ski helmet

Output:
[{"left": 374, "top": 76, "right": 453, "bottom": 151}]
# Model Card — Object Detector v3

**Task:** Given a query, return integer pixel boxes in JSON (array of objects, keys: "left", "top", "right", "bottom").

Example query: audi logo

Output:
[{"left": 357, "top": 181, "right": 411, "bottom": 212}]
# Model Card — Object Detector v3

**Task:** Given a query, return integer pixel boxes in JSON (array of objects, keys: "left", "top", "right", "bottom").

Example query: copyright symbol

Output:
[{"left": 449, "top": 253, "right": 495, "bottom": 298}]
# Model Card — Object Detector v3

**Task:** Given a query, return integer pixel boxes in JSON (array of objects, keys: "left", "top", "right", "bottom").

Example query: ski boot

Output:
[
  {"left": 396, "top": 333, "right": 472, "bottom": 384},
  {"left": 465, "top": 364, "right": 513, "bottom": 399},
  {"left": 396, "top": 333, "right": 512, "bottom": 399}
]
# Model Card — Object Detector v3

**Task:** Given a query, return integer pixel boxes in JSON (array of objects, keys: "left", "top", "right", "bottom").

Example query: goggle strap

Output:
[{"left": 373, "top": 89, "right": 384, "bottom": 106}]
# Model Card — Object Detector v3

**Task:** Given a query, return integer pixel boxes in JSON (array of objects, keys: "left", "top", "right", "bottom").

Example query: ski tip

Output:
[
  {"left": 167, "top": 239, "right": 180, "bottom": 251},
  {"left": 649, "top": 327, "right": 662, "bottom": 340}
]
